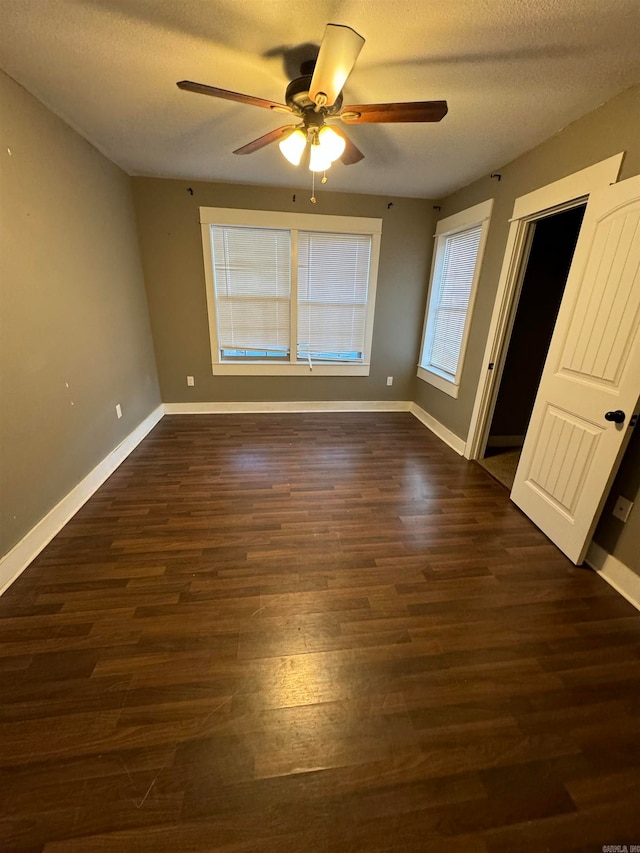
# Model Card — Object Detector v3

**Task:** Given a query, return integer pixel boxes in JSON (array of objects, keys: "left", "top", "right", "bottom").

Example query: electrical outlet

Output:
[
  {"left": 612, "top": 495, "right": 633, "bottom": 523},
  {"left": 386, "top": 376, "right": 393, "bottom": 386},
  {"left": 186, "top": 375, "right": 195, "bottom": 387},
  {"left": 115, "top": 403, "right": 122, "bottom": 419}
]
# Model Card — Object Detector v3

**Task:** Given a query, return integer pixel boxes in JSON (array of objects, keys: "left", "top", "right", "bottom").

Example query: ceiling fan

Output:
[{"left": 177, "top": 23, "right": 448, "bottom": 173}]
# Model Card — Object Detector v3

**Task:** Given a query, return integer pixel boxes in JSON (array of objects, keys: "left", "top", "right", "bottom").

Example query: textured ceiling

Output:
[{"left": 1, "top": 0, "right": 639, "bottom": 198}]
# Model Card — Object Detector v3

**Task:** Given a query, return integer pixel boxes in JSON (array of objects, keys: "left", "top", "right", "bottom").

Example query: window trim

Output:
[
  {"left": 417, "top": 199, "right": 493, "bottom": 397},
  {"left": 200, "top": 207, "right": 382, "bottom": 376}
]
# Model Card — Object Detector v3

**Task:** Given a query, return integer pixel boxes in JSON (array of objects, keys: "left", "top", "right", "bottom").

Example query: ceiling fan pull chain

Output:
[{"left": 310, "top": 171, "right": 317, "bottom": 204}]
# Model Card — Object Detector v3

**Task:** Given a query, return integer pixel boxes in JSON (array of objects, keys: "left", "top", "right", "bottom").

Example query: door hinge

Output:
[{"left": 488, "top": 362, "right": 495, "bottom": 370}]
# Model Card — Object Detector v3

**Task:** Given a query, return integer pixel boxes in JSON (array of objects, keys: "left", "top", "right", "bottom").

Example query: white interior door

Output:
[{"left": 511, "top": 174, "right": 640, "bottom": 564}]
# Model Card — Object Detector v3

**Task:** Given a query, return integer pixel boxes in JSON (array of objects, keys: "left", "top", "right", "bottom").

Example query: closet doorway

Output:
[{"left": 478, "top": 204, "right": 585, "bottom": 488}]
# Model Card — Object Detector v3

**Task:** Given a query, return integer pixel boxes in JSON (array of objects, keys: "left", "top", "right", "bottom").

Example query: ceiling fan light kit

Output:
[{"left": 177, "top": 21, "right": 448, "bottom": 192}]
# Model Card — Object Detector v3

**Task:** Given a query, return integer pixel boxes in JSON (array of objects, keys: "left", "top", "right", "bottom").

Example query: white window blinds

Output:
[
  {"left": 297, "top": 231, "right": 372, "bottom": 360},
  {"left": 208, "top": 223, "right": 373, "bottom": 364},
  {"left": 210, "top": 225, "right": 290, "bottom": 354},
  {"left": 425, "top": 225, "right": 482, "bottom": 376}
]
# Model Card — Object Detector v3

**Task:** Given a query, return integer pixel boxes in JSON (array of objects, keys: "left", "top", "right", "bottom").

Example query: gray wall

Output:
[
  {"left": 132, "top": 178, "right": 435, "bottom": 403},
  {"left": 596, "top": 425, "right": 640, "bottom": 573},
  {"left": 0, "top": 71, "right": 161, "bottom": 558},
  {"left": 414, "top": 83, "right": 640, "bottom": 574}
]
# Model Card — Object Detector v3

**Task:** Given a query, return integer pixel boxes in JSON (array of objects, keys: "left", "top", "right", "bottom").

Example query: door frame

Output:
[{"left": 464, "top": 153, "right": 624, "bottom": 461}]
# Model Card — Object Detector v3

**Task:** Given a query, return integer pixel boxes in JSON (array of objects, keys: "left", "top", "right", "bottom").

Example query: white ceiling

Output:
[{"left": 1, "top": 0, "right": 639, "bottom": 198}]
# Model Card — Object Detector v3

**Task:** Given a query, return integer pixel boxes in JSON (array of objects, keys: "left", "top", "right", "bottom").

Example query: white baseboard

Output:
[
  {"left": 409, "top": 402, "right": 466, "bottom": 456},
  {"left": 163, "top": 400, "right": 411, "bottom": 414},
  {"left": 0, "top": 405, "right": 164, "bottom": 596},
  {"left": 585, "top": 541, "right": 640, "bottom": 612}
]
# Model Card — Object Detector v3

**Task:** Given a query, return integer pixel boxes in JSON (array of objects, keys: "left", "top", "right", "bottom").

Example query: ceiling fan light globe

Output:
[
  {"left": 279, "top": 128, "right": 306, "bottom": 165},
  {"left": 317, "top": 126, "right": 346, "bottom": 163},
  {"left": 309, "top": 144, "right": 332, "bottom": 172}
]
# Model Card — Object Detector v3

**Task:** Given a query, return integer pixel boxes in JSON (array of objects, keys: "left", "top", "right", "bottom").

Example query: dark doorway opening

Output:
[{"left": 479, "top": 203, "right": 586, "bottom": 489}]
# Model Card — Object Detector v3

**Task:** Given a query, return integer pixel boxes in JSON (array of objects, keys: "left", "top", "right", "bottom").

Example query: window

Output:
[
  {"left": 418, "top": 199, "right": 493, "bottom": 397},
  {"left": 200, "top": 208, "right": 382, "bottom": 376}
]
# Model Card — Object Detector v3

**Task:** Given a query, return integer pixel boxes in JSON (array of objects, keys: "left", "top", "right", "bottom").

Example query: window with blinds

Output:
[
  {"left": 200, "top": 207, "right": 381, "bottom": 376},
  {"left": 297, "top": 231, "right": 371, "bottom": 361},
  {"left": 424, "top": 225, "right": 482, "bottom": 376},
  {"left": 418, "top": 199, "right": 493, "bottom": 397},
  {"left": 207, "top": 223, "right": 373, "bottom": 364},
  {"left": 211, "top": 225, "right": 291, "bottom": 359}
]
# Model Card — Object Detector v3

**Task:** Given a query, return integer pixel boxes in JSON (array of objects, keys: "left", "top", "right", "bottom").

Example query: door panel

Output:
[
  {"left": 526, "top": 405, "right": 602, "bottom": 517},
  {"left": 511, "top": 175, "right": 640, "bottom": 564},
  {"left": 560, "top": 206, "right": 640, "bottom": 383}
]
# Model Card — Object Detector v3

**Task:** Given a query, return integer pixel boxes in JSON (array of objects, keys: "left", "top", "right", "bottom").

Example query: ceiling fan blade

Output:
[
  {"left": 331, "top": 127, "right": 364, "bottom": 165},
  {"left": 233, "top": 126, "right": 297, "bottom": 155},
  {"left": 177, "top": 80, "right": 290, "bottom": 113},
  {"left": 341, "top": 101, "right": 448, "bottom": 123},
  {"left": 309, "top": 24, "right": 365, "bottom": 108}
]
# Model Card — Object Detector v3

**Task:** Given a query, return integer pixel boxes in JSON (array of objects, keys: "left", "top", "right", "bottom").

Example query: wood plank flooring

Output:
[{"left": 1, "top": 413, "right": 639, "bottom": 851}]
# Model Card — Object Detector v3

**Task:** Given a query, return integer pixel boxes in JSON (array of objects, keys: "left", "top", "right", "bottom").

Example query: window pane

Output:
[
  {"left": 297, "top": 231, "right": 371, "bottom": 361},
  {"left": 425, "top": 225, "right": 482, "bottom": 377},
  {"left": 221, "top": 347, "right": 289, "bottom": 359},
  {"left": 211, "top": 225, "right": 290, "bottom": 353},
  {"left": 429, "top": 309, "right": 466, "bottom": 375}
]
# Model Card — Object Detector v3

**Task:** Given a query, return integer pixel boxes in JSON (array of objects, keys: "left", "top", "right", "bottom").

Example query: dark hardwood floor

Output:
[{"left": 1, "top": 413, "right": 639, "bottom": 851}]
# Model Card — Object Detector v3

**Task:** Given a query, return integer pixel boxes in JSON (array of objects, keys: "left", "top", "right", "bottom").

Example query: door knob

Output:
[{"left": 604, "top": 410, "right": 626, "bottom": 424}]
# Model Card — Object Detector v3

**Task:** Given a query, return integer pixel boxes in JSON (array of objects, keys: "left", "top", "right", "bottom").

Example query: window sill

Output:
[
  {"left": 417, "top": 365, "right": 460, "bottom": 398},
  {"left": 212, "top": 362, "right": 371, "bottom": 377}
]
